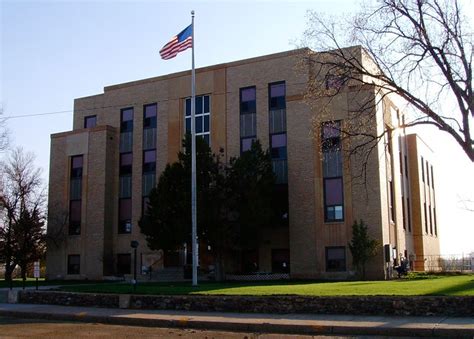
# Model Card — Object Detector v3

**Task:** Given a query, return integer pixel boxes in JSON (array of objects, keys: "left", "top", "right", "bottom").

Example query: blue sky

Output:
[{"left": 1, "top": 0, "right": 473, "bottom": 255}]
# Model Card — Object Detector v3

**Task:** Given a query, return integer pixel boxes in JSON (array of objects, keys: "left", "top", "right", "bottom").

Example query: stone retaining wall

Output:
[{"left": 18, "top": 291, "right": 474, "bottom": 317}]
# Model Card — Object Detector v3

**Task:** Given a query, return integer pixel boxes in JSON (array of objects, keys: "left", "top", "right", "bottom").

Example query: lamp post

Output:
[{"left": 130, "top": 240, "right": 139, "bottom": 292}]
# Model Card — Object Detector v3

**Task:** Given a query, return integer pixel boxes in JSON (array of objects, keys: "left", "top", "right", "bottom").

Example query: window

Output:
[
  {"left": 401, "top": 196, "right": 406, "bottom": 230},
  {"left": 325, "top": 74, "right": 347, "bottom": 90},
  {"left": 69, "top": 155, "right": 83, "bottom": 235},
  {"left": 84, "top": 115, "right": 97, "bottom": 128},
  {"left": 269, "top": 82, "right": 286, "bottom": 110},
  {"left": 185, "top": 95, "right": 210, "bottom": 144},
  {"left": 322, "top": 121, "right": 343, "bottom": 222},
  {"left": 143, "top": 104, "right": 157, "bottom": 129},
  {"left": 117, "top": 254, "right": 131, "bottom": 275},
  {"left": 271, "top": 249, "right": 290, "bottom": 273},
  {"left": 429, "top": 206, "right": 433, "bottom": 235},
  {"left": 70, "top": 155, "right": 83, "bottom": 178},
  {"left": 324, "top": 178, "right": 344, "bottom": 222},
  {"left": 426, "top": 160, "right": 430, "bottom": 187},
  {"left": 119, "top": 198, "right": 132, "bottom": 234},
  {"left": 424, "top": 202, "right": 428, "bottom": 234},
  {"left": 67, "top": 255, "right": 80, "bottom": 275},
  {"left": 120, "top": 153, "right": 133, "bottom": 175},
  {"left": 120, "top": 108, "right": 134, "bottom": 133},
  {"left": 421, "top": 156, "right": 425, "bottom": 182},
  {"left": 240, "top": 87, "right": 257, "bottom": 153},
  {"left": 69, "top": 200, "right": 81, "bottom": 235},
  {"left": 326, "top": 247, "right": 346, "bottom": 272},
  {"left": 433, "top": 207, "right": 437, "bottom": 236},
  {"left": 269, "top": 82, "right": 287, "bottom": 184},
  {"left": 388, "top": 180, "right": 395, "bottom": 222},
  {"left": 143, "top": 150, "right": 156, "bottom": 173},
  {"left": 407, "top": 197, "right": 412, "bottom": 232}
]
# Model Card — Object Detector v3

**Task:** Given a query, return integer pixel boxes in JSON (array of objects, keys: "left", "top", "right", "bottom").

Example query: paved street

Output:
[{"left": 0, "top": 316, "right": 419, "bottom": 338}]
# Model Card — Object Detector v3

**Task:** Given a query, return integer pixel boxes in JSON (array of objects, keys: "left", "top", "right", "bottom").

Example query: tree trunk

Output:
[
  {"left": 20, "top": 262, "right": 27, "bottom": 281},
  {"left": 4, "top": 262, "right": 15, "bottom": 282}
]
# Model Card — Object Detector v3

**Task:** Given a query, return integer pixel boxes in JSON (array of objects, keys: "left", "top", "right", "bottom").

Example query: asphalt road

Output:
[{"left": 0, "top": 316, "right": 410, "bottom": 338}]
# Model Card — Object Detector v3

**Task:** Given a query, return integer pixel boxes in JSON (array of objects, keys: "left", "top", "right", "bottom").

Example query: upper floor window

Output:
[
  {"left": 143, "top": 150, "right": 156, "bottom": 173},
  {"left": 321, "top": 121, "right": 341, "bottom": 152},
  {"left": 144, "top": 104, "right": 157, "bottom": 129},
  {"left": 185, "top": 95, "right": 210, "bottom": 144},
  {"left": 240, "top": 87, "right": 256, "bottom": 114},
  {"left": 269, "top": 82, "right": 286, "bottom": 110},
  {"left": 121, "top": 108, "right": 134, "bottom": 133},
  {"left": 119, "top": 152, "right": 133, "bottom": 176},
  {"left": 84, "top": 115, "right": 97, "bottom": 128},
  {"left": 70, "top": 155, "right": 83, "bottom": 178}
]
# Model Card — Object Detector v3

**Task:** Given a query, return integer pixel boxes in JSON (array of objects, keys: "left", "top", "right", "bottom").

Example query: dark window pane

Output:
[
  {"left": 196, "top": 96, "right": 203, "bottom": 115},
  {"left": 120, "top": 153, "right": 133, "bottom": 175},
  {"left": 121, "top": 108, "right": 133, "bottom": 122},
  {"left": 117, "top": 254, "right": 131, "bottom": 275},
  {"left": 69, "top": 200, "right": 81, "bottom": 235},
  {"left": 270, "top": 83, "right": 285, "bottom": 97},
  {"left": 185, "top": 98, "right": 191, "bottom": 116},
  {"left": 84, "top": 115, "right": 97, "bottom": 128},
  {"left": 271, "top": 249, "right": 290, "bottom": 273},
  {"left": 204, "top": 95, "right": 210, "bottom": 113},
  {"left": 144, "top": 104, "right": 157, "bottom": 118},
  {"left": 203, "top": 134, "right": 210, "bottom": 145},
  {"left": 143, "top": 150, "right": 156, "bottom": 164},
  {"left": 196, "top": 116, "right": 203, "bottom": 133},
  {"left": 185, "top": 117, "right": 191, "bottom": 133},
  {"left": 67, "top": 255, "right": 80, "bottom": 275},
  {"left": 271, "top": 134, "right": 287, "bottom": 148},
  {"left": 326, "top": 247, "right": 346, "bottom": 272},
  {"left": 71, "top": 155, "right": 83, "bottom": 169},
  {"left": 325, "top": 178, "right": 343, "bottom": 205},
  {"left": 241, "top": 87, "right": 256, "bottom": 102},
  {"left": 241, "top": 137, "right": 255, "bottom": 153},
  {"left": 119, "top": 198, "right": 132, "bottom": 221},
  {"left": 204, "top": 115, "right": 209, "bottom": 132},
  {"left": 323, "top": 122, "right": 341, "bottom": 139}
]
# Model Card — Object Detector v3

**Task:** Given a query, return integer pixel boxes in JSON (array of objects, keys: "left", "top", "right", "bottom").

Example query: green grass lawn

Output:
[{"left": 58, "top": 273, "right": 474, "bottom": 296}]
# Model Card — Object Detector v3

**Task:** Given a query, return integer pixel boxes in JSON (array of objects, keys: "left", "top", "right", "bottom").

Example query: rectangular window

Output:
[
  {"left": 404, "top": 155, "right": 408, "bottom": 178},
  {"left": 185, "top": 95, "right": 210, "bottom": 144},
  {"left": 326, "top": 247, "right": 346, "bottom": 272},
  {"left": 143, "top": 103, "right": 157, "bottom": 129},
  {"left": 421, "top": 156, "right": 425, "bottom": 182},
  {"left": 433, "top": 207, "right": 437, "bottom": 236},
  {"left": 67, "top": 255, "right": 80, "bottom": 275},
  {"left": 84, "top": 115, "right": 97, "bottom": 128},
  {"left": 120, "top": 108, "right": 134, "bottom": 133},
  {"left": 401, "top": 196, "right": 406, "bottom": 230},
  {"left": 269, "top": 82, "right": 286, "bottom": 110},
  {"left": 119, "top": 198, "right": 132, "bottom": 234},
  {"left": 424, "top": 202, "right": 428, "bottom": 234},
  {"left": 240, "top": 87, "right": 257, "bottom": 154},
  {"left": 324, "top": 177, "right": 344, "bottom": 222},
  {"left": 389, "top": 180, "right": 395, "bottom": 222},
  {"left": 117, "top": 253, "right": 131, "bottom": 275},
  {"left": 271, "top": 249, "right": 290, "bottom": 273},
  {"left": 143, "top": 150, "right": 156, "bottom": 173},
  {"left": 69, "top": 200, "right": 81, "bottom": 235},
  {"left": 240, "top": 87, "right": 256, "bottom": 114},
  {"left": 322, "top": 121, "right": 341, "bottom": 152},
  {"left": 429, "top": 205, "right": 433, "bottom": 235},
  {"left": 120, "top": 152, "right": 133, "bottom": 175},
  {"left": 407, "top": 197, "right": 412, "bottom": 232},
  {"left": 426, "top": 160, "right": 430, "bottom": 187},
  {"left": 70, "top": 155, "right": 83, "bottom": 178}
]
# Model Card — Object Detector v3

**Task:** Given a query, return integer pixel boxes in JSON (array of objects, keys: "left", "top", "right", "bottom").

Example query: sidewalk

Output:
[{"left": 0, "top": 303, "right": 473, "bottom": 337}]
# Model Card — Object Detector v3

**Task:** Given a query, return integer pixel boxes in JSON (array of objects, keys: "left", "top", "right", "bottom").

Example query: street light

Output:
[{"left": 130, "top": 240, "right": 139, "bottom": 292}]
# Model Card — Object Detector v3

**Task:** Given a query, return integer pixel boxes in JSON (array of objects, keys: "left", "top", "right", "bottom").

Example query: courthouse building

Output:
[{"left": 46, "top": 48, "right": 440, "bottom": 280}]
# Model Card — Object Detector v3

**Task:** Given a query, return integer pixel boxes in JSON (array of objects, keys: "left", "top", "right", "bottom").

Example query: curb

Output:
[{"left": 1, "top": 309, "right": 473, "bottom": 338}]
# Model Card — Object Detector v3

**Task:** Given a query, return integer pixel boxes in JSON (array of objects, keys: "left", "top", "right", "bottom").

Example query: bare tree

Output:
[
  {"left": 0, "top": 106, "right": 9, "bottom": 152},
  {"left": 0, "top": 148, "right": 46, "bottom": 281},
  {"left": 302, "top": 0, "right": 473, "bottom": 162}
]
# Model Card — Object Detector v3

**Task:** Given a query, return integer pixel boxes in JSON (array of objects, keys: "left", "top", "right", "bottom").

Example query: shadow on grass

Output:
[{"left": 424, "top": 279, "right": 474, "bottom": 296}]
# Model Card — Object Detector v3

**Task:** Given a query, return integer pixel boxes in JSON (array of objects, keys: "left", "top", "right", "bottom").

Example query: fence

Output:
[{"left": 422, "top": 253, "right": 473, "bottom": 272}]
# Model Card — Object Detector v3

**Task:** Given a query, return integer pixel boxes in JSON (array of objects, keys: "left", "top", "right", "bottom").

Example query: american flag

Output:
[{"left": 160, "top": 24, "right": 193, "bottom": 60}]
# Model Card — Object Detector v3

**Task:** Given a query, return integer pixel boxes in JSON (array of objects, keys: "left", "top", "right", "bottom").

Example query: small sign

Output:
[{"left": 34, "top": 261, "right": 40, "bottom": 278}]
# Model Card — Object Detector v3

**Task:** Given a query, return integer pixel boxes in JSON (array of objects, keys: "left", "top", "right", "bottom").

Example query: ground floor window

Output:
[
  {"left": 67, "top": 254, "right": 80, "bottom": 275},
  {"left": 325, "top": 246, "right": 346, "bottom": 272},
  {"left": 241, "top": 249, "right": 259, "bottom": 273},
  {"left": 271, "top": 249, "right": 290, "bottom": 273},
  {"left": 117, "top": 253, "right": 131, "bottom": 275}
]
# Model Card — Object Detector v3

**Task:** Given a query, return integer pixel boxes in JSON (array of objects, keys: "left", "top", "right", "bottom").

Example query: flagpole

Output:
[{"left": 190, "top": 10, "right": 198, "bottom": 287}]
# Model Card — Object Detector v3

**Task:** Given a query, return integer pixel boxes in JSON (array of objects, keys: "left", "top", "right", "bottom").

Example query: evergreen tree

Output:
[{"left": 348, "top": 219, "right": 379, "bottom": 280}]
